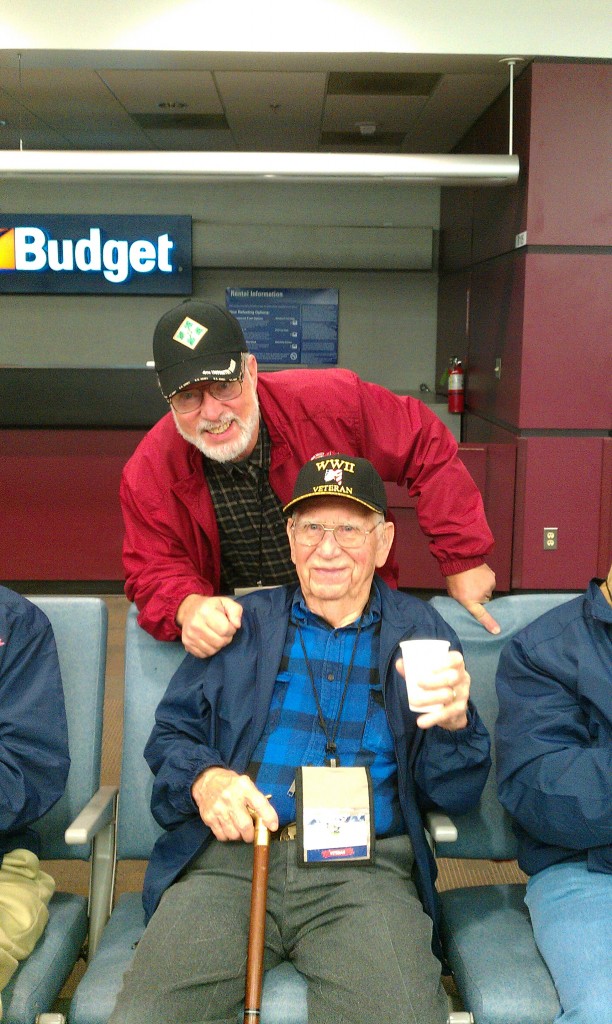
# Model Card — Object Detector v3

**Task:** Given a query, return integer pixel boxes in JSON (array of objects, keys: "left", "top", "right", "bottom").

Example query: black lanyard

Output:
[{"left": 296, "top": 611, "right": 365, "bottom": 767}]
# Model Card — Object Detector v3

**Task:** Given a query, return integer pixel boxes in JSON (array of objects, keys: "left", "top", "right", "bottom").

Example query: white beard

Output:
[{"left": 172, "top": 390, "right": 260, "bottom": 463}]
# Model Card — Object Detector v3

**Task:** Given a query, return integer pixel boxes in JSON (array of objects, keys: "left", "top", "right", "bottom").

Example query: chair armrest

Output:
[
  {"left": 66, "top": 786, "right": 120, "bottom": 957},
  {"left": 426, "top": 812, "right": 458, "bottom": 844},
  {"left": 65, "top": 785, "right": 119, "bottom": 845}
]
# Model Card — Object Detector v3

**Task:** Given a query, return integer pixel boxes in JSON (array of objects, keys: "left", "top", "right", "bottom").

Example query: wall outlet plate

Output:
[{"left": 543, "top": 527, "right": 558, "bottom": 550}]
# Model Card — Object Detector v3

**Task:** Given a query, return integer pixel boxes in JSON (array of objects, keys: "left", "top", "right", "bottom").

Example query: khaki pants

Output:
[{"left": 0, "top": 850, "right": 55, "bottom": 1020}]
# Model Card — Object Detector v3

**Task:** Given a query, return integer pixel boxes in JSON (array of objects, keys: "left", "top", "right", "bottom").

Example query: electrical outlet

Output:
[
  {"left": 515, "top": 231, "right": 527, "bottom": 248},
  {"left": 543, "top": 527, "right": 558, "bottom": 550}
]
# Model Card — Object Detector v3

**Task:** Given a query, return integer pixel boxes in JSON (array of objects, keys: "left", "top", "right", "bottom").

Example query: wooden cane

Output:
[{"left": 243, "top": 812, "right": 271, "bottom": 1024}]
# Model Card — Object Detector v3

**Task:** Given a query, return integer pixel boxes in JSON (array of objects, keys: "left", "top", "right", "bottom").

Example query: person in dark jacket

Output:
[
  {"left": 0, "top": 587, "right": 70, "bottom": 1016},
  {"left": 495, "top": 566, "right": 612, "bottom": 1024},
  {"left": 120, "top": 298, "right": 499, "bottom": 655},
  {"left": 110, "top": 455, "right": 490, "bottom": 1024}
]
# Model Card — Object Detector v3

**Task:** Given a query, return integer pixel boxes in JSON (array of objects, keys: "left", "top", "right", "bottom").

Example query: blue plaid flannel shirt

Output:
[{"left": 250, "top": 583, "right": 404, "bottom": 836}]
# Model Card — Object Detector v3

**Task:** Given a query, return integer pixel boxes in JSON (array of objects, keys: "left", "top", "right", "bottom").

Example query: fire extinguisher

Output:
[{"left": 448, "top": 358, "right": 464, "bottom": 413}]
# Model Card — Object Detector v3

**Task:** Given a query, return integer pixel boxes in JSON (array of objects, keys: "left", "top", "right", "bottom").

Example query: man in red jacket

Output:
[{"left": 121, "top": 299, "right": 499, "bottom": 655}]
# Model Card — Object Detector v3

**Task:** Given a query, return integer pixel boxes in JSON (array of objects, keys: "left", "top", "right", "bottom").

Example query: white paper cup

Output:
[{"left": 399, "top": 638, "right": 451, "bottom": 712}]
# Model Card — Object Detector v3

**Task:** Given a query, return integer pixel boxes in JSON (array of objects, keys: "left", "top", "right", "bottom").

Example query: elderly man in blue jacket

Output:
[
  {"left": 496, "top": 564, "right": 612, "bottom": 1024},
  {"left": 111, "top": 454, "right": 491, "bottom": 1024},
  {"left": 0, "top": 587, "right": 70, "bottom": 1017}
]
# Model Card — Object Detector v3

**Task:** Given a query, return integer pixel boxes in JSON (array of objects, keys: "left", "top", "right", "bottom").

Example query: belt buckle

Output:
[{"left": 278, "top": 822, "right": 297, "bottom": 842}]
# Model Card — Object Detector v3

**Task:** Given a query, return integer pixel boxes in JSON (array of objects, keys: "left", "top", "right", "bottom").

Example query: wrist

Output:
[{"left": 176, "top": 593, "right": 206, "bottom": 627}]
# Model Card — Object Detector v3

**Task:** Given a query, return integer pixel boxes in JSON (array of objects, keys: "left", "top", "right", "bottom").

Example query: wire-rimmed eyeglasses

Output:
[
  {"left": 169, "top": 377, "right": 243, "bottom": 413},
  {"left": 291, "top": 520, "right": 384, "bottom": 549}
]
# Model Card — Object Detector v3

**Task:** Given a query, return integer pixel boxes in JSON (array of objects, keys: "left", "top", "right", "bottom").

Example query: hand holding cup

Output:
[{"left": 398, "top": 638, "right": 469, "bottom": 731}]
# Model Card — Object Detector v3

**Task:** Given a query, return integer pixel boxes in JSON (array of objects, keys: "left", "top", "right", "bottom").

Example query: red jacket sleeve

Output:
[
  {"left": 353, "top": 378, "right": 493, "bottom": 575},
  {"left": 120, "top": 418, "right": 219, "bottom": 641}
]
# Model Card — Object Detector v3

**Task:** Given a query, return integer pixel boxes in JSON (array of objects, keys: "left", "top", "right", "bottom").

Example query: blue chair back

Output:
[
  {"left": 117, "top": 606, "right": 184, "bottom": 859},
  {"left": 30, "top": 595, "right": 107, "bottom": 859},
  {"left": 2, "top": 595, "right": 107, "bottom": 1023},
  {"left": 429, "top": 593, "right": 578, "bottom": 859},
  {"left": 429, "top": 594, "right": 576, "bottom": 1024}
]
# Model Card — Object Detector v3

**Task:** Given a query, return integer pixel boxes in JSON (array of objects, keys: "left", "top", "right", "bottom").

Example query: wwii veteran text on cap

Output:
[{"left": 283, "top": 454, "right": 388, "bottom": 516}]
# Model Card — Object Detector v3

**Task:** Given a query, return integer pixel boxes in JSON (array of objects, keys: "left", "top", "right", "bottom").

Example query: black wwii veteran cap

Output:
[
  {"left": 283, "top": 454, "right": 387, "bottom": 516},
  {"left": 153, "top": 299, "right": 248, "bottom": 400}
]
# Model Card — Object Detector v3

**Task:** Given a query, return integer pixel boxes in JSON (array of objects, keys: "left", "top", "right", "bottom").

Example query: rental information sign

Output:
[
  {"left": 226, "top": 287, "right": 339, "bottom": 365},
  {"left": 0, "top": 214, "right": 192, "bottom": 294}
]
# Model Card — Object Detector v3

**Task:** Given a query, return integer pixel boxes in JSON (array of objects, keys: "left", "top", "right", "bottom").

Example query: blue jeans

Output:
[{"left": 525, "top": 861, "right": 612, "bottom": 1024}]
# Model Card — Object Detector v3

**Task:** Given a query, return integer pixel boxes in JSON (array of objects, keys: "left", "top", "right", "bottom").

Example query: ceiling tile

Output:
[
  {"left": 401, "top": 72, "right": 509, "bottom": 152},
  {"left": 98, "top": 69, "right": 223, "bottom": 114},
  {"left": 216, "top": 71, "right": 326, "bottom": 122}
]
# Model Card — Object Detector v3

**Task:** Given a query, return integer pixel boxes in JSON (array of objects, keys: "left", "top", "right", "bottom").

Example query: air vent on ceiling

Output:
[
  {"left": 326, "top": 72, "right": 441, "bottom": 96},
  {"left": 132, "top": 113, "right": 229, "bottom": 131},
  {"left": 320, "top": 130, "right": 406, "bottom": 149}
]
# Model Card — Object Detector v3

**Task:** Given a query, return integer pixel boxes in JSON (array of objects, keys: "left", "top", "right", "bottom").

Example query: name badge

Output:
[{"left": 295, "top": 766, "right": 374, "bottom": 866}]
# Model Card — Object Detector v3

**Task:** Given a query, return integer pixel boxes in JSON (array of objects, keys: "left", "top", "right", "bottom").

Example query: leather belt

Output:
[{"left": 270, "top": 822, "right": 297, "bottom": 842}]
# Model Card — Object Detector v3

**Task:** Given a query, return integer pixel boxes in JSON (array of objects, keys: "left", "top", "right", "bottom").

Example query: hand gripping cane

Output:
[{"left": 244, "top": 812, "right": 271, "bottom": 1024}]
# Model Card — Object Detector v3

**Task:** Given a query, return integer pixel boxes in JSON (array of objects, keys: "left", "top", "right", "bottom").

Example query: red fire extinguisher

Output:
[{"left": 448, "top": 358, "right": 464, "bottom": 413}]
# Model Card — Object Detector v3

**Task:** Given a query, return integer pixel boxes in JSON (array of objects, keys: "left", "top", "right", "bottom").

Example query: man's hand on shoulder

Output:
[
  {"left": 445, "top": 564, "right": 500, "bottom": 635},
  {"left": 176, "top": 594, "right": 243, "bottom": 658},
  {"left": 191, "top": 766, "right": 278, "bottom": 842}
]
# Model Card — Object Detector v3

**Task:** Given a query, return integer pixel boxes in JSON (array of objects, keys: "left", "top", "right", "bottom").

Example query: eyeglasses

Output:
[
  {"left": 291, "top": 520, "right": 384, "bottom": 549},
  {"left": 170, "top": 378, "right": 243, "bottom": 413}
]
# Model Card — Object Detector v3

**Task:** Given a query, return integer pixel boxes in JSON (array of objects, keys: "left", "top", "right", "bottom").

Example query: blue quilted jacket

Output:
[
  {"left": 496, "top": 580, "right": 612, "bottom": 878},
  {"left": 0, "top": 587, "right": 70, "bottom": 858}
]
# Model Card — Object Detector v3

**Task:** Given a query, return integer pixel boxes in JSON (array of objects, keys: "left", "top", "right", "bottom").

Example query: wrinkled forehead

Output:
[{"left": 290, "top": 496, "right": 377, "bottom": 524}]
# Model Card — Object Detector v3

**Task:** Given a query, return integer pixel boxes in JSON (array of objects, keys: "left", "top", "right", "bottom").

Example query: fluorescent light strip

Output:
[{"left": 0, "top": 150, "right": 519, "bottom": 185}]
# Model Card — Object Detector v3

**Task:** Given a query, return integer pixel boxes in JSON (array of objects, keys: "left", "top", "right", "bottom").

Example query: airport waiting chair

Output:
[
  {"left": 68, "top": 604, "right": 308, "bottom": 1024},
  {"left": 429, "top": 593, "right": 580, "bottom": 1024},
  {"left": 1, "top": 596, "right": 111, "bottom": 1024},
  {"left": 69, "top": 605, "right": 478, "bottom": 1024}
]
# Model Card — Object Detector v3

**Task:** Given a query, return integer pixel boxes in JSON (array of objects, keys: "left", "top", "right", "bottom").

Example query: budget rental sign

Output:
[{"left": 0, "top": 214, "right": 192, "bottom": 295}]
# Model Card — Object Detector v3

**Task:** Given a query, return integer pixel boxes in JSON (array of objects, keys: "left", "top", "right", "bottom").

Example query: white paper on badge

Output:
[{"left": 399, "top": 639, "right": 450, "bottom": 713}]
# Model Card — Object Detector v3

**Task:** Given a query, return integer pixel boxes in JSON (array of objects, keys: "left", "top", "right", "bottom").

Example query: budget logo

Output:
[
  {"left": 0, "top": 215, "right": 192, "bottom": 295},
  {"left": 0, "top": 228, "right": 16, "bottom": 270},
  {"left": 7, "top": 226, "right": 174, "bottom": 283}
]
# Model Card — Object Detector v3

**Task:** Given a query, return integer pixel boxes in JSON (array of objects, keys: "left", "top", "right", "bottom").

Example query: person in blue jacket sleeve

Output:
[
  {"left": 496, "top": 565, "right": 612, "bottom": 1024},
  {"left": 110, "top": 454, "right": 491, "bottom": 1024},
  {"left": 0, "top": 587, "right": 70, "bottom": 1017}
]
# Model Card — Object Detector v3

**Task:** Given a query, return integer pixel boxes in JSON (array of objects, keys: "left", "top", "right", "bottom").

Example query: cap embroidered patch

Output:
[{"left": 173, "top": 316, "right": 208, "bottom": 350}]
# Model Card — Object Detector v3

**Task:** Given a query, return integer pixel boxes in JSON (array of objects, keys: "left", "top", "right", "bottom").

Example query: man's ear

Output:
[
  {"left": 246, "top": 353, "right": 258, "bottom": 388},
  {"left": 286, "top": 517, "right": 298, "bottom": 566},
  {"left": 374, "top": 521, "right": 395, "bottom": 569}
]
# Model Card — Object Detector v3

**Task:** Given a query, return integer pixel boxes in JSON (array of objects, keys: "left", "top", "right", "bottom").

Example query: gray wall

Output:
[{"left": 1, "top": 179, "right": 441, "bottom": 394}]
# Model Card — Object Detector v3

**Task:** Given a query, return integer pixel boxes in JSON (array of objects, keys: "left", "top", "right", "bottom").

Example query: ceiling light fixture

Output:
[
  {"left": 356, "top": 122, "right": 377, "bottom": 136},
  {"left": 0, "top": 150, "right": 519, "bottom": 185}
]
